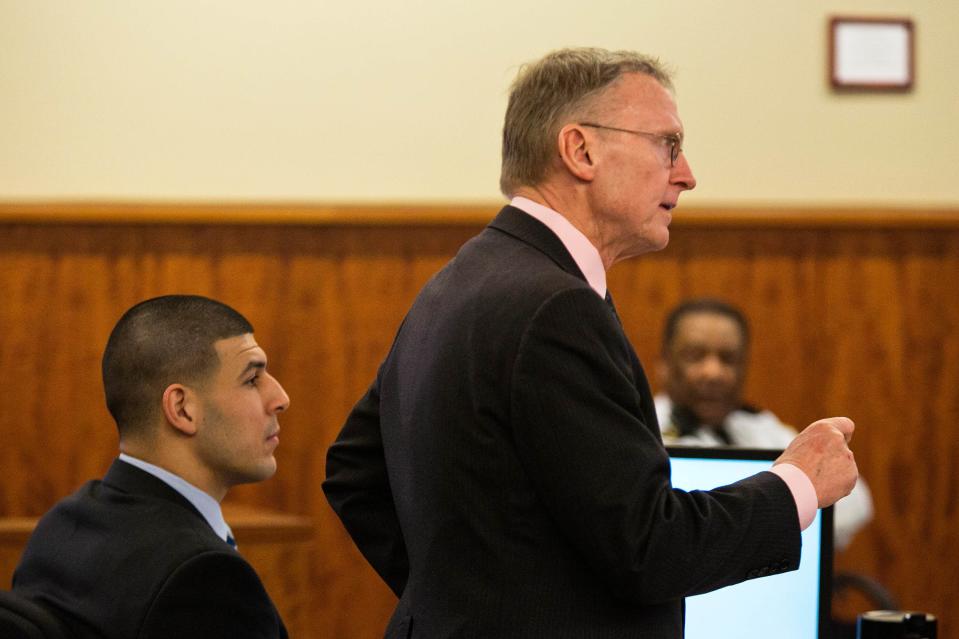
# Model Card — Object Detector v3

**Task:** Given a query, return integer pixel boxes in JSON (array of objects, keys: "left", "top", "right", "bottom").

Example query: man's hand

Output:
[{"left": 775, "top": 417, "right": 858, "bottom": 508}]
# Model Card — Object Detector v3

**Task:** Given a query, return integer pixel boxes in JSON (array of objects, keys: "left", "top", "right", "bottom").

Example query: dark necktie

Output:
[{"left": 226, "top": 533, "right": 237, "bottom": 550}]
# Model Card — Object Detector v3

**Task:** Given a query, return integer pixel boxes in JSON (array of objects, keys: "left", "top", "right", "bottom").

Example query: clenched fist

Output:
[{"left": 775, "top": 417, "right": 859, "bottom": 508}]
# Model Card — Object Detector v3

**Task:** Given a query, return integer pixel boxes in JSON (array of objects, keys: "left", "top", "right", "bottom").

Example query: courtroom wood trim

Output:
[
  {"left": 673, "top": 205, "right": 959, "bottom": 229},
  {"left": 0, "top": 201, "right": 496, "bottom": 226},
  {"left": 2, "top": 200, "right": 959, "bottom": 229},
  {"left": 222, "top": 503, "right": 314, "bottom": 543},
  {"left": 0, "top": 517, "right": 36, "bottom": 544},
  {"left": 0, "top": 507, "right": 312, "bottom": 545}
]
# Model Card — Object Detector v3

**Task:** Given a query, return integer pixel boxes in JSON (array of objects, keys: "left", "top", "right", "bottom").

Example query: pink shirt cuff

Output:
[{"left": 770, "top": 463, "right": 818, "bottom": 530}]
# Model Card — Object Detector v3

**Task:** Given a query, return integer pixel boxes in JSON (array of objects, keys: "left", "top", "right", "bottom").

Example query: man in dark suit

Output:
[
  {"left": 13, "top": 295, "right": 290, "bottom": 639},
  {"left": 324, "top": 47, "right": 858, "bottom": 638}
]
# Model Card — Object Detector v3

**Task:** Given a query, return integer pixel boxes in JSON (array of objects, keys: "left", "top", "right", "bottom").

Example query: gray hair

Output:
[{"left": 499, "top": 47, "right": 673, "bottom": 196}]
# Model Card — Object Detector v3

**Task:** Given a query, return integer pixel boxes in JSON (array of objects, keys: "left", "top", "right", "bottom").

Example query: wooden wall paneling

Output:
[
  {"left": 855, "top": 230, "right": 959, "bottom": 619},
  {"left": 317, "top": 227, "right": 418, "bottom": 638},
  {"left": 2, "top": 205, "right": 958, "bottom": 638}
]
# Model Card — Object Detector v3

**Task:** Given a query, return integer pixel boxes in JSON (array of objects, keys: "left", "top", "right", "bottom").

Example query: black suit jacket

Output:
[
  {"left": 13, "top": 459, "right": 287, "bottom": 639},
  {"left": 324, "top": 206, "right": 801, "bottom": 638}
]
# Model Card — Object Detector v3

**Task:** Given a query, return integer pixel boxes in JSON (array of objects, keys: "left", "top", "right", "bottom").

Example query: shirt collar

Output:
[
  {"left": 510, "top": 196, "right": 607, "bottom": 298},
  {"left": 118, "top": 453, "right": 233, "bottom": 544}
]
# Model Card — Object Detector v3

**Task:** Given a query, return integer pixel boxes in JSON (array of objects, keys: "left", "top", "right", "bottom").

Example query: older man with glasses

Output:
[{"left": 325, "top": 47, "right": 859, "bottom": 639}]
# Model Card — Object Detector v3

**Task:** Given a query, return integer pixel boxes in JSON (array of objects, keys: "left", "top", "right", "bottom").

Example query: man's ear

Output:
[
  {"left": 557, "top": 124, "right": 597, "bottom": 182},
  {"left": 161, "top": 383, "right": 199, "bottom": 436}
]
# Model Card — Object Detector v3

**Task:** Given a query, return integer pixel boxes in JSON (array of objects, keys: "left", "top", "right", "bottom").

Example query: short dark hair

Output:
[
  {"left": 662, "top": 298, "right": 750, "bottom": 354},
  {"left": 102, "top": 295, "right": 254, "bottom": 438}
]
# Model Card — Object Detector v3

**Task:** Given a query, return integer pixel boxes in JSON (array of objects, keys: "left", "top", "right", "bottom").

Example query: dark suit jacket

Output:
[
  {"left": 13, "top": 459, "right": 287, "bottom": 639},
  {"left": 324, "top": 205, "right": 801, "bottom": 638}
]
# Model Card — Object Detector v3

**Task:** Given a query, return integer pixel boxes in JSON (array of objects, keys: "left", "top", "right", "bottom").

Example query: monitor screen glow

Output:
[{"left": 667, "top": 448, "right": 832, "bottom": 639}]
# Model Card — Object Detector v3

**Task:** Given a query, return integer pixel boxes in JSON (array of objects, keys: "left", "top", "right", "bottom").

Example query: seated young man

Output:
[{"left": 13, "top": 295, "right": 290, "bottom": 639}]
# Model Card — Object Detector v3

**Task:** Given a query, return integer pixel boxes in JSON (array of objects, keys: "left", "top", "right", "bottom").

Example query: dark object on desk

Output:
[
  {"left": 829, "top": 571, "right": 900, "bottom": 639},
  {"left": 0, "top": 590, "right": 73, "bottom": 639},
  {"left": 857, "top": 610, "right": 937, "bottom": 639}
]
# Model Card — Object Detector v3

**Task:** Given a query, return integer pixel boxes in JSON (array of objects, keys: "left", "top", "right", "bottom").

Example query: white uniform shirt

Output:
[{"left": 655, "top": 394, "right": 874, "bottom": 550}]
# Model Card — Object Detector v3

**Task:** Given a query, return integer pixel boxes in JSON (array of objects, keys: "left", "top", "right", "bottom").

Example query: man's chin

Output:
[{"left": 231, "top": 460, "right": 278, "bottom": 486}]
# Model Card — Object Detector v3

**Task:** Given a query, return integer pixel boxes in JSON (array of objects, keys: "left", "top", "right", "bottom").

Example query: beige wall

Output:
[{"left": 1, "top": 0, "right": 956, "bottom": 206}]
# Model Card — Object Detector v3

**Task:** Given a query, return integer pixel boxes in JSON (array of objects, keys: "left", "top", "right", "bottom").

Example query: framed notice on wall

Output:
[{"left": 829, "top": 16, "right": 914, "bottom": 91}]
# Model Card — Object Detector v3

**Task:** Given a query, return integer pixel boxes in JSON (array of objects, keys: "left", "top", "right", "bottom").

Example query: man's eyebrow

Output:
[{"left": 238, "top": 360, "right": 267, "bottom": 379}]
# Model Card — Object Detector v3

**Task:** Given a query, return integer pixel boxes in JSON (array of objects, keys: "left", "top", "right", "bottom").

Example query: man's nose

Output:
[
  {"left": 698, "top": 355, "right": 726, "bottom": 379},
  {"left": 671, "top": 152, "right": 696, "bottom": 191},
  {"left": 268, "top": 375, "right": 291, "bottom": 413}
]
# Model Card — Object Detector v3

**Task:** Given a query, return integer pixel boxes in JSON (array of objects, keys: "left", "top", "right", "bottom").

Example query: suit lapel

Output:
[
  {"left": 487, "top": 205, "right": 662, "bottom": 438},
  {"left": 487, "top": 205, "right": 588, "bottom": 285}
]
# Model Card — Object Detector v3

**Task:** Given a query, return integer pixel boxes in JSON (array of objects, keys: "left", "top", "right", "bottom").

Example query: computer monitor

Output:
[{"left": 667, "top": 446, "right": 833, "bottom": 639}]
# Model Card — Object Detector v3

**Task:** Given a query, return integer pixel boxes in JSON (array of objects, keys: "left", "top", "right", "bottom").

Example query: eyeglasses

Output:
[{"left": 579, "top": 122, "right": 683, "bottom": 167}]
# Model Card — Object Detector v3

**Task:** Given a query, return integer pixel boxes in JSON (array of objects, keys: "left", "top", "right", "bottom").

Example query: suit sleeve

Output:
[
  {"left": 323, "top": 373, "right": 410, "bottom": 596},
  {"left": 511, "top": 288, "right": 801, "bottom": 604},
  {"left": 140, "top": 551, "right": 285, "bottom": 639}
]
